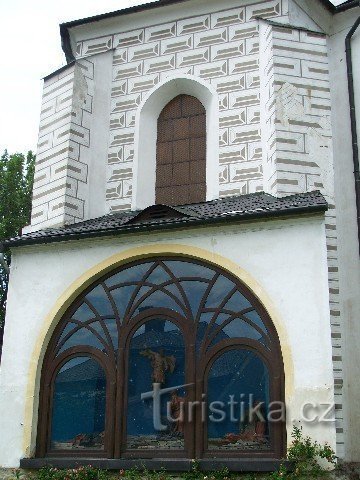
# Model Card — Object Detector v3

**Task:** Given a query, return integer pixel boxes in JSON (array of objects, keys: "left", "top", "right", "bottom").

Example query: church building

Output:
[{"left": 0, "top": 0, "right": 359, "bottom": 471}]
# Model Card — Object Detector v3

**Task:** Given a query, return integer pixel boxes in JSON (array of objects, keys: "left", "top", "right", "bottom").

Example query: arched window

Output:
[
  {"left": 50, "top": 357, "right": 106, "bottom": 451},
  {"left": 37, "top": 257, "right": 285, "bottom": 460},
  {"left": 156, "top": 95, "right": 206, "bottom": 205}
]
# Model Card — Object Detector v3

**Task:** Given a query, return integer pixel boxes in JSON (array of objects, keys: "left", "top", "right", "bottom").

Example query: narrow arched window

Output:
[
  {"left": 50, "top": 357, "right": 107, "bottom": 451},
  {"left": 156, "top": 95, "right": 206, "bottom": 205}
]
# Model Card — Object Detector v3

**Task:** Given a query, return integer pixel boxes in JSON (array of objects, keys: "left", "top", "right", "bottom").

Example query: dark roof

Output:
[
  {"left": 60, "top": 0, "right": 359, "bottom": 62},
  {"left": 2, "top": 191, "right": 327, "bottom": 249}
]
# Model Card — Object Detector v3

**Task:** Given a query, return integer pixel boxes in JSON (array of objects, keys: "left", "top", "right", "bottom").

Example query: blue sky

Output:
[{"left": 0, "top": 0, "right": 343, "bottom": 155}]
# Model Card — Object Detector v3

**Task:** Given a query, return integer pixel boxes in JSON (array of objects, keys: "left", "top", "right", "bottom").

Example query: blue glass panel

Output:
[
  {"left": 111, "top": 285, "right": 138, "bottom": 320},
  {"left": 51, "top": 357, "right": 106, "bottom": 450},
  {"left": 199, "top": 311, "right": 215, "bottom": 325},
  {"left": 146, "top": 265, "right": 172, "bottom": 285},
  {"left": 214, "top": 311, "right": 234, "bottom": 326},
  {"left": 86, "top": 285, "right": 115, "bottom": 316},
  {"left": 164, "top": 283, "right": 182, "bottom": 298},
  {"left": 244, "top": 310, "right": 268, "bottom": 334},
  {"left": 196, "top": 312, "right": 229, "bottom": 348},
  {"left": 127, "top": 319, "right": 186, "bottom": 450},
  {"left": 87, "top": 320, "right": 119, "bottom": 349},
  {"left": 196, "top": 312, "right": 217, "bottom": 351},
  {"left": 180, "top": 281, "right": 210, "bottom": 318},
  {"left": 72, "top": 303, "right": 95, "bottom": 322},
  {"left": 205, "top": 275, "right": 236, "bottom": 308},
  {"left": 132, "top": 290, "right": 185, "bottom": 317},
  {"left": 58, "top": 326, "right": 106, "bottom": 354},
  {"left": 57, "top": 323, "right": 77, "bottom": 345},
  {"left": 104, "top": 263, "right": 153, "bottom": 288},
  {"left": 207, "top": 349, "right": 270, "bottom": 451},
  {"left": 209, "top": 319, "right": 267, "bottom": 349},
  {"left": 164, "top": 261, "right": 215, "bottom": 280},
  {"left": 132, "top": 285, "right": 154, "bottom": 306},
  {"left": 223, "top": 291, "right": 252, "bottom": 312}
]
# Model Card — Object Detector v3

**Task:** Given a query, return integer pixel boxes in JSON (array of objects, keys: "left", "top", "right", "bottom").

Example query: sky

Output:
[{"left": 0, "top": 0, "right": 344, "bottom": 156}]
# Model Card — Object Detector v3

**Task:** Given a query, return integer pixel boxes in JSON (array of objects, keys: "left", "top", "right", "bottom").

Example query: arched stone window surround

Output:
[{"left": 132, "top": 75, "right": 219, "bottom": 210}]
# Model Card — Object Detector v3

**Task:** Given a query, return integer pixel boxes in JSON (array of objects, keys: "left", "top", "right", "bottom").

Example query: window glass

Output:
[
  {"left": 127, "top": 319, "right": 186, "bottom": 450},
  {"left": 86, "top": 285, "right": 115, "bottom": 317},
  {"left": 58, "top": 326, "right": 106, "bottom": 354},
  {"left": 131, "top": 290, "right": 185, "bottom": 318},
  {"left": 104, "top": 263, "right": 153, "bottom": 288},
  {"left": 44, "top": 257, "right": 283, "bottom": 458},
  {"left": 204, "top": 275, "right": 236, "bottom": 308},
  {"left": 209, "top": 318, "right": 267, "bottom": 350},
  {"left": 51, "top": 357, "right": 106, "bottom": 450},
  {"left": 207, "top": 349, "right": 271, "bottom": 451},
  {"left": 163, "top": 260, "right": 214, "bottom": 280}
]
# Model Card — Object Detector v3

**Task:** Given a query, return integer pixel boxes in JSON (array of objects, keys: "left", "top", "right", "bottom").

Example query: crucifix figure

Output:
[{"left": 140, "top": 348, "right": 176, "bottom": 384}]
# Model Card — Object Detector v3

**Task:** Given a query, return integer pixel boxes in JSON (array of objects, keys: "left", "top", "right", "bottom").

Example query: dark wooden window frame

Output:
[{"left": 36, "top": 257, "right": 286, "bottom": 461}]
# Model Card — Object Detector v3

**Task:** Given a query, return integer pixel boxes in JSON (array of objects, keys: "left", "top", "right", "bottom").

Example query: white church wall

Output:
[
  {"left": 27, "top": 62, "right": 93, "bottom": 231},
  {"left": 15, "top": 0, "right": 360, "bottom": 460},
  {"left": 258, "top": 14, "right": 346, "bottom": 456},
  {"left": 0, "top": 214, "right": 335, "bottom": 467},
  {"left": 288, "top": 0, "right": 333, "bottom": 33},
  {"left": 25, "top": 52, "right": 113, "bottom": 233},
  {"left": 27, "top": 0, "right": 290, "bottom": 225},
  {"left": 99, "top": 0, "right": 289, "bottom": 212},
  {"left": 328, "top": 8, "right": 360, "bottom": 463}
]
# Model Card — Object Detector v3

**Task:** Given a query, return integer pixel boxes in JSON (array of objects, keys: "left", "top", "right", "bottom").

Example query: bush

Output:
[
  {"left": 287, "top": 426, "right": 336, "bottom": 478},
  {"left": 35, "top": 466, "right": 109, "bottom": 480},
  {"left": 10, "top": 428, "right": 337, "bottom": 480}
]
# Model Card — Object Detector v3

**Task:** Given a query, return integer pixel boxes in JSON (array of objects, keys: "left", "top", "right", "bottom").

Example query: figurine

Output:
[{"left": 140, "top": 348, "right": 176, "bottom": 384}]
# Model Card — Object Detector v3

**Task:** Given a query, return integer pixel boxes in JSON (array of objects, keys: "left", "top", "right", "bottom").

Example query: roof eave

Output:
[
  {"left": 59, "top": 0, "right": 358, "bottom": 63},
  {"left": 60, "top": 0, "right": 191, "bottom": 63},
  {"left": 4, "top": 203, "right": 327, "bottom": 249}
]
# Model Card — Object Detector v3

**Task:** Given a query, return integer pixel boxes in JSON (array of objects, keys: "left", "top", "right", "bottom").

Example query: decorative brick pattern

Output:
[
  {"left": 30, "top": 60, "right": 94, "bottom": 230},
  {"left": 259, "top": 21, "right": 344, "bottom": 455},
  {"left": 100, "top": 0, "right": 287, "bottom": 210},
  {"left": 70, "top": 1, "right": 286, "bottom": 211}
]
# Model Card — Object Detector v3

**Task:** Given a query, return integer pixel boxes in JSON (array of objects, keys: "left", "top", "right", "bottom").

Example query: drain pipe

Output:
[{"left": 345, "top": 11, "right": 360, "bottom": 255}]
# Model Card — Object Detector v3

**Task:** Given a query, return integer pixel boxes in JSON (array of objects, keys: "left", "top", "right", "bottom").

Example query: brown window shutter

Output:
[{"left": 155, "top": 95, "right": 206, "bottom": 205}]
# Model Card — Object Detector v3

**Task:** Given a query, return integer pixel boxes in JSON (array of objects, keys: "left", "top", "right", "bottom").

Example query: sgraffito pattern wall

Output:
[
  {"left": 29, "top": 60, "right": 94, "bottom": 230},
  {"left": 259, "top": 21, "right": 344, "bottom": 457},
  {"left": 73, "top": 0, "right": 289, "bottom": 212}
]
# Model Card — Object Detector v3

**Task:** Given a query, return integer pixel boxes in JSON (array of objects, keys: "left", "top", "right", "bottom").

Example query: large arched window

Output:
[
  {"left": 37, "top": 257, "right": 285, "bottom": 460},
  {"left": 156, "top": 95, "right": 206, "bottom": 205}
]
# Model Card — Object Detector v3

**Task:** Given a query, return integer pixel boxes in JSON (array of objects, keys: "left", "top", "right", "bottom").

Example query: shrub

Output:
[
  {"left": 35, "top": 466, "right": 109, "bottom": 480},
  {"left": 287, "top": 426, "right": 336, "bottom": 478}
]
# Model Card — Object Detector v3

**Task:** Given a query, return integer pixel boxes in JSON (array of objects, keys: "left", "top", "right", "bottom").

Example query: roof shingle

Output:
[{"left": 2, "top": 191, "right": 327, "bottom": 249}]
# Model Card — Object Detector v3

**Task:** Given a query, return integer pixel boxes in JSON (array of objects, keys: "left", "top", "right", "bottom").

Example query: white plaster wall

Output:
[
  {"left": 289, "top": 0, "right": 332, "bottom": 33},
  {"left": 68, "top": 0, "right": 289, "bottom": 46},
  {"left": 83, "top": 51, "right": 113, "bottom": 220},
  {"left": 71, "top": 0, "right": 289, "bottom": 212},
  {"left": 0, "top": 214, "right": 335, "bottom": 466},
  {"left": 328, "top": 7, "right": 360, "bottom": 462}
]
